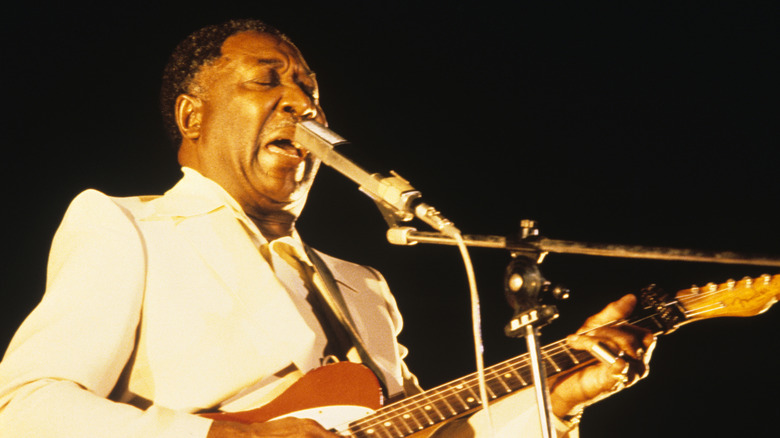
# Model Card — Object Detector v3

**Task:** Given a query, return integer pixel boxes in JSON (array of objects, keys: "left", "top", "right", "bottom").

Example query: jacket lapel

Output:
[
  {"left": 143, "top": 177, "right": 322, "bottom": 375},
  {"left": 306, "top": 247, "right": 406, "bottom": 398}
]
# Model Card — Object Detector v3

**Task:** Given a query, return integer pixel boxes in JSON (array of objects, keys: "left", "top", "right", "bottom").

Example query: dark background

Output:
[{"left": 2, "top": 1, "right": 778, "bottom": 436}]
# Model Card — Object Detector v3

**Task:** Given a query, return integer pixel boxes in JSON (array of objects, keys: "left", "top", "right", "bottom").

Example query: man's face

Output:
[{"left": 188, "top": 31, "right": 326, "bottom": 218}]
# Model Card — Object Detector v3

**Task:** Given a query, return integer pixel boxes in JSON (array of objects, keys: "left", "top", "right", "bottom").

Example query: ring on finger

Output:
[{"left": 610, "top": 363, "right": 630, "bottom": 390}]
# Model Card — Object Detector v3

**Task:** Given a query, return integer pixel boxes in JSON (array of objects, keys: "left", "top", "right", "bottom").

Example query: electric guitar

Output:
[{"left": 202, "top": 274, "right": 779, "bottom": 437}]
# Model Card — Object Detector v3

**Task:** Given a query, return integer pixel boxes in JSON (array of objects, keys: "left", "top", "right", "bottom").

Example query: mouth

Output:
[{"left": 265, "top": 138, "right": 307, "bottom": 159}]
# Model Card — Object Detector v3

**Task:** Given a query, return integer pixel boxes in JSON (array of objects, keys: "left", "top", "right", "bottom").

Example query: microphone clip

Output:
[{"left": 362, "top": 171, "right": 420, "bottom": 227}]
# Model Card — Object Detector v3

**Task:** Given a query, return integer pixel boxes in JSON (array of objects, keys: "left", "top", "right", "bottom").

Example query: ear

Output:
[{"left": 175, "top": 94, "right": 204, "bottom": 140}]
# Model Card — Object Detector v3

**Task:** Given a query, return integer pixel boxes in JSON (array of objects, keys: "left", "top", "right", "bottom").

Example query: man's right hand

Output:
[{"left": 207, "top": 417, "right": 340, "bottom": 437}]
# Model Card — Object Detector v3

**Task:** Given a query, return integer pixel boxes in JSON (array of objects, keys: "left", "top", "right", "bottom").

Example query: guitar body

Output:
[
  {"left": 201, "top": 362, "right": 447, "bottom": 436},
  {"left": 201, "top": 362, "right": 383, "bottom": 425}
]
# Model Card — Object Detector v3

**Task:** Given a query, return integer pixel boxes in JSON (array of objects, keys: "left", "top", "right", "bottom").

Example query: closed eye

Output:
[
  {"left": 251, "top": 68, "right": 281, "bottom": 87},
  {"left": 297, "top": 73, "right": 319, "bottom": 100}
]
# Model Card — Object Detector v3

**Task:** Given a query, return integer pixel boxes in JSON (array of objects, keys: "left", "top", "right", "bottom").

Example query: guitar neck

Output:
[
  {"left": 341, "top": 320, "right": 653, "bottom": 437},
  {"left": 337, "top": 274, "right": 779, "bottom": 437}
]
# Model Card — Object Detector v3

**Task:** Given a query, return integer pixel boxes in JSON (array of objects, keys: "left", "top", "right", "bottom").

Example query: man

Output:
[{"left": 0, "top": 19, "right": 654, "bottom": 437}]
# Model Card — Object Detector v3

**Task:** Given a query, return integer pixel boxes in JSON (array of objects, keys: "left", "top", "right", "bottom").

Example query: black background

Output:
[{"left": 2, "top": 1, "right": 778, "bottom": 436}]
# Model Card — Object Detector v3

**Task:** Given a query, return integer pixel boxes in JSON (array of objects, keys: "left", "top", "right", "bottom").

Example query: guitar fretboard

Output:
[
  {"left": 339, "top": 302, "right": 680, "bottom": 438},
  {"left": 339, "top": 341, "right": 594, "bottom": 437}
]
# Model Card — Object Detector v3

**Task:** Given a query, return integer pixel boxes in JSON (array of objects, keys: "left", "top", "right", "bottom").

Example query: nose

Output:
[{"left": 281, "top": 87, "right": 319, "bottom": 121}]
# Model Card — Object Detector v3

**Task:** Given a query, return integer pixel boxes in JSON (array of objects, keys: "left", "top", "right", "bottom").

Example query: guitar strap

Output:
[{"left": 301, "top": 245, "right": 391, "bottom": 396}]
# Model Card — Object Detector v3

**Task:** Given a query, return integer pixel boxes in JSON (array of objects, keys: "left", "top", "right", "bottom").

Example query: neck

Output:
[{"left": 250, "top": 213, "right": 297, "bottom": 241}]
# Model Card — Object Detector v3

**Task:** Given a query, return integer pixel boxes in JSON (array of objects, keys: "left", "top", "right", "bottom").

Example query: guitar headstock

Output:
[
  {"left": 637, "top": 274, "right": 780, "bottom": 334},
  {"left": 675, "top": 274, "right": 780, "bottom": 323}
]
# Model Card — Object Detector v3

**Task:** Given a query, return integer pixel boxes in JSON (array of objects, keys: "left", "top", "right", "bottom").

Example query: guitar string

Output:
[
  {"left": 343, "top": 298, "right": 734, "bottom": 436},
  {"left": 341, "top": 277, "right": 775, "bottom": 435},
  {"left": 676, "top": 283, "right": 758, "bottom": 314},
  {"left": 342, "top": 341, "right": 594, "bottom": 436},
  {"left": 341, "top": 334, "right": 604, "bottom": 435},
  {"left": 675, "top": 274, "right": 776, "bottom": 315},
  {"left": 343, "top": 311, "right": 691, "bottom": 435},
  {"left": 341, "top": 313, "right": 672, "bottom": 434}
]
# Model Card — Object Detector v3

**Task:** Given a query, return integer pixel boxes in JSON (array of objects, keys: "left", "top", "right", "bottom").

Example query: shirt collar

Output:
[{"left": 174, "top": 167, "right": 306, "bottom": 251}]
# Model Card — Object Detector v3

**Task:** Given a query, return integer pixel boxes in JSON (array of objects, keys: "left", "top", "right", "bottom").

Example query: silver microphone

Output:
[{"left": 295, "top": 120, "right": 460, "bottom": 237}]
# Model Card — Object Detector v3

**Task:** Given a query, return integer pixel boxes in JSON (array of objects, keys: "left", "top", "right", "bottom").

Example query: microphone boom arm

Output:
[{"left": 387, "top": 228, "right": 780, "bottom": 267}]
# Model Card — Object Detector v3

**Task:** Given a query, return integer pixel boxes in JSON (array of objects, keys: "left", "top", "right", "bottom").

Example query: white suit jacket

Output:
[{"left": 0, "top": 169, "right": 415, "bottom": 437}]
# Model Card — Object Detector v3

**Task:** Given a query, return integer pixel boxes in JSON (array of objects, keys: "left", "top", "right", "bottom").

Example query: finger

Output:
[
  {"left": 609, "top": 348, "right": 650, "bottom": 386},
  {"left": 596, "top": 325, "right": 653, "bottom": 361},
  {"left": 578, "top": 294, "right": 637, "bottom": 332},
  {"left": 585, "top": 358, "right": 631, "bottom": 394},
  {"left": 567, "top": 337, "right": 647, "bottom": 385},
  {"left": 641, "top": 334, "right": 658, "bottom": 366},
  {"left": 572, "top": 321, "right": 654, "bottom": 362},
  {"left": 598, "top": 352, "right": 647, "bottom": 392},
  {"left": 629, "top": 332, "right": 657, "bottom": 366}
]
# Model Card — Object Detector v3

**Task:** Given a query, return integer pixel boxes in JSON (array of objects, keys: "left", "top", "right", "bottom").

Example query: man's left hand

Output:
[{"left": 550, "top": 294, "right": 657, "bottom": 419}]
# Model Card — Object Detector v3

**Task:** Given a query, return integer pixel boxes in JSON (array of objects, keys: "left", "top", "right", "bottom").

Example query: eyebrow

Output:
[
  {"left": 256, "top": 58, "right": 285, "bottom": 67},
  {"left": 256, "top": 57, "right": 317, "bottom": 79}
]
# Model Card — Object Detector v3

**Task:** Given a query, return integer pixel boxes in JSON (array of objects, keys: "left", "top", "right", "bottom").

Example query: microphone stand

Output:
[
  {"left": 294, "top": 121, "right": 780, "bottom": 436},
  {"left": 501, "top": 252, "right": 564, "bottom": 438},
  {"left": 386, "top": 222, "right": 780, "bottom": 267},
  {"left": 387, "top": 220, "right": 779, "bottom": 438}
]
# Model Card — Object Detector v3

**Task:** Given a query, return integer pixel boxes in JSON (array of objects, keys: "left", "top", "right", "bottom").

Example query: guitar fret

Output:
[
  {"left": 385, "top": 419, "right": 404, "bottom": 437},
  {"left": 451, "top": 387, "right": 471, "bottom": 410},
  {"left": 396, "top": 415, "right": 414, "bottom": 436},
  {"left": 518, "top": 356, "right": 534, "bottom": 385},
  {"left": 409, "top": 393, "right": 446, "bottom": 422},
  {"left": 440, "top": 394, "right": 458, "bottom": 415},
  {"left": 511, "top": 365, "right": 529, "bottom": 386},
  {"left": 551, "top": 347, "right": 582, "bottom": 374},
  {"left": 562, "top": 344, "right": 580, "bottom": 365},
  {"left": 427, "top": 401, "right": 446, "bottom": 421},
  {"left": 485, "top": 368, "right": 506, "bottom": 397},
  {"left": 360, "top": 420, "right": 384, "bottom": 438},
  {"left": 408, "top": 408, "right": 436, "bottom": 433},
  {"left": 403, "top": 410, "right": 425, "bottom": 431},
  {"left": 409, "top": 397, "right": 436, "bottom": 425},
  {"left": 362, "top": 424, "right": 391, "bottom": 438},
  {"left": 368, "top": 428, "right": 392, "bottom": 438},
  {"left": 398, "top": 408, "right": 426, "bottom": 434},
  {"left": 542, "top": 350, "right": 561, "bottom": 373},
  {"left": 492, "top": 367, "right": 512, "bottom": 393},
  {"left": 463, "top": 384, "right": 482, "bottom": 405}
]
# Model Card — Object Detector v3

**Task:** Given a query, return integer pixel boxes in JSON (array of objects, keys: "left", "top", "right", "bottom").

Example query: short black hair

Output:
[{"left": 160, "top": 19, "right": 290, "bottom": 147}]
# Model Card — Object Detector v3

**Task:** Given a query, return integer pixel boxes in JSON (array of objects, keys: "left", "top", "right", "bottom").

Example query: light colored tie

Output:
[
  {"left": 268, "top": 241, "right": 353, "bottom": 362},
  {"left": 268, "top": 241, "right": 390, "bottom": 393}
]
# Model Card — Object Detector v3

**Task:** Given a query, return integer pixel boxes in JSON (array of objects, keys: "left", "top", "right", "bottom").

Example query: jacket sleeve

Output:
[{"left": 0, "top": 190, "right": 212, "bottom": 438}]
